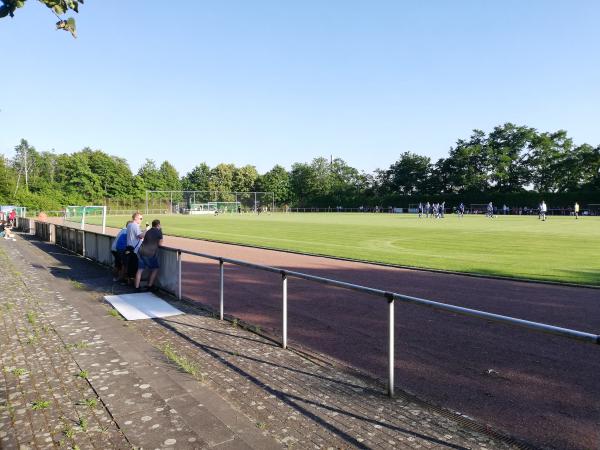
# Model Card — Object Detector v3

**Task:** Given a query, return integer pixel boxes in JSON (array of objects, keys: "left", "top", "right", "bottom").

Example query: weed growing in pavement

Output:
[
  {"left": 256, "top": 421, "right": 267, "bottom": 430},
  {"left": 66, "top": 341, "right": 89, "bottom": 350},
  {"left": 107, "top": 308, "right": 123, "bottom": 319},
  {"left": 31, "top": 400, "right": 50, "bottom": 410},
  {"left": 254, "top": 325, "right": 261, "bottom": 333},
  {"left": 161, "top": 343, "right": 204, "bottom": 382},
  {"left": 26, "top": 334, "right": 38, "bottom": 345},
  {"left": 11, "top": 368, "right": 28, "bottom": 377},
  {"left": 41, "top": 324, "right": 52, "bottom": 333},
  {"left": 4, "top": 302, "right": 14, "bottom": 311},
  {"left": 70, "top": 279, "right": 85, "bottom": 289},
  {"left": 78, "top": 417, "right": 88, "bottom": 432},
  {"left": 63, "top": 423, "right": 75, "bottom": 438},
  {"left": 26, "top": 311, "right": 37, "bottom": 325},
  {"left": 231, "top": 318, "right": 238, "bottom": 328},
  {"left": 80, "top": 398, "right": 97, "bottom": 408},
  {"left": 76, "top": 370, "right": 89, "bottom": 379}
]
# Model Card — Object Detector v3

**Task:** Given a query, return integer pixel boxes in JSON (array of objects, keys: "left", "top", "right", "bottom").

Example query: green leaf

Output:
[{"left": 66, "top": 16, "right": 76, "bottom": 37}]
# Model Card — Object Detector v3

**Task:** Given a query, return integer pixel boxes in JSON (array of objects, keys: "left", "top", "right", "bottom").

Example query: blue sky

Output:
[{"left": 1, "top": 1, "right": 599, "bottom": 176}]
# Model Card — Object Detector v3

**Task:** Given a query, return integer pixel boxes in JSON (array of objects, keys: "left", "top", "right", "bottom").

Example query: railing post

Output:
[
  {"left": 386, "top": 293, "right": 395, "bottom": 397},
  {"left": 219, "top": 259, "right": 224, "bottom": 320},
  {"left": 282, "top": 272, "right": 288, "bottom": 349},
  {"left": 177, "top": 250, "right": 182, "bottom": 300}
]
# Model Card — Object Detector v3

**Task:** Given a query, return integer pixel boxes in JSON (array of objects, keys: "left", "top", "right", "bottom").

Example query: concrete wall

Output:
[{"left": 32, "top": 220, "right": 179, "bottom": 297}]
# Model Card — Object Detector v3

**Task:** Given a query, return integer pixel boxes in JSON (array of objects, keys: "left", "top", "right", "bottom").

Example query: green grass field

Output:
[{"left": 91, "top": 213, "right": 599, "bottom": 286}]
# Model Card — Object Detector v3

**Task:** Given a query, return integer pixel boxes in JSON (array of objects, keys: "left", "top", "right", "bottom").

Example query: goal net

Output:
[
  {"left": 65, "top": 206, "right": 107, "bottom": 233},
  {"left": 188, "top": 202, "right": 241, "bottom": 214},
  {"left": 145, "top": 191, "right": 274, "bottom": 215}
]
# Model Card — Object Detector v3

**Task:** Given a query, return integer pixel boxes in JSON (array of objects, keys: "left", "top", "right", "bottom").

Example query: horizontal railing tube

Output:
[{"left": 178, "top": 248, "right": 600, "bottom": 346}]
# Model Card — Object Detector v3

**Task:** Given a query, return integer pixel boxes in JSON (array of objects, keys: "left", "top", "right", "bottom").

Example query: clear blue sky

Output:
[{"left": 1, "top": 1, "right": 599, "bottom": 176}]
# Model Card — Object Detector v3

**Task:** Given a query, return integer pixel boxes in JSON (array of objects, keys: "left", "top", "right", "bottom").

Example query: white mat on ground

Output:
[{"left": 104, "top": 292, "right": 184, "bottom": 320}]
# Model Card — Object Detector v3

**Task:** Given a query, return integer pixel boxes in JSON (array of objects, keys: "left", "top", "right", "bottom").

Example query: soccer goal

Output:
[
  {"left": 145, "top": 191, "right": 275, "bottom": 215},
  {"left": 64, "top": 206, "right": 107, "bottom": 233}
]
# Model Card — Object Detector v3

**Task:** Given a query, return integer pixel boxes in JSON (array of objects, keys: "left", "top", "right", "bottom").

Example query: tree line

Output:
[{"left": 1, "top": 123, "right": 599, "bottom": 212}]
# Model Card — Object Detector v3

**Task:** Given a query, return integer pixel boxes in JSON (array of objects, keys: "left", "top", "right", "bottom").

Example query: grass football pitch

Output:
[{"left": 96, "top": 213, "right": 599, "bottom": 286}]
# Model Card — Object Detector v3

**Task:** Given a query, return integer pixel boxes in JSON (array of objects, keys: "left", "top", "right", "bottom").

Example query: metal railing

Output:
[
  {"left": 22, "top": 218, "right": 600, "bottom": 398},
  {"left": 174, "top": 248, "right": 600, "bottom": 397}
]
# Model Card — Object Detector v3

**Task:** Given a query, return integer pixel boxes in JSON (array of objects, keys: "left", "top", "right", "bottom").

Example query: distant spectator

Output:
[
  {"left": 8, "top": 209, "right": 16, "bottom": 227},
  {"left": 1, "top": 221, "right": 15, "bottom": 240},
  {"left": 125, "top": 212, "right": 146, "bottom": 283},
  {"left": 135, "top": 219, "right": 163, "bottom": 292}
]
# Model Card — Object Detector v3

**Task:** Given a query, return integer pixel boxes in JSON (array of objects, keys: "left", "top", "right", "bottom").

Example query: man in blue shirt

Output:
[{"left": 125, "top": 212, "right": 146, "bottom": 282}]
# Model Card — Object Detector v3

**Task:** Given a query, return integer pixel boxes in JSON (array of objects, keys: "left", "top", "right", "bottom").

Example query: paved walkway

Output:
[{"left": 0, "top": 234, "right": 527, "bottom": 449}]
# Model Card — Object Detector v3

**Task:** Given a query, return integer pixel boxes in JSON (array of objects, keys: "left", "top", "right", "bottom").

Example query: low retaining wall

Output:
[{"left": 28, "top": 220, "right": 179, "bottom": 296}]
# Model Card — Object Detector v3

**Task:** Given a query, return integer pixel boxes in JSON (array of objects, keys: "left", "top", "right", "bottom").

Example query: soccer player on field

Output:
[
  {"left": 458, "top": 202, "right": 465, "bottom": 218},
  {"left": 418, "top": 202, "right": 423, "bottom": 218},
  {"left": 486, "top": 202, "right": 494, "bottom": 218},
  {"left": 574, "top": 201, "right": 579, "bottom": 219},
  {"left": 425, "top": 202, "right": 430, "bottom": 218},
  {"left": 540, "top": 200, "right": 547, "bottom": 221}
]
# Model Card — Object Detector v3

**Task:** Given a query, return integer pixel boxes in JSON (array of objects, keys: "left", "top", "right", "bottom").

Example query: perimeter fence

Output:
[{"left": 16, "top": 217, "right": 600, "bottom": 399}]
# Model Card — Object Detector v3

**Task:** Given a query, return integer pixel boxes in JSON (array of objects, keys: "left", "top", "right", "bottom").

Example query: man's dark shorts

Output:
[
  {"left": 138, "top": 254, "right": 160, "bottom": 270},
  {"left": 112, "top": 250, "right": 125, "bottom": 269}
]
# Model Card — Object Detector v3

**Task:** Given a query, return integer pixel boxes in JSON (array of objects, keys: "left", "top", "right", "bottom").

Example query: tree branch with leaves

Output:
[{"left": 0, "top": 0, "right": 84, "bottom": 38}]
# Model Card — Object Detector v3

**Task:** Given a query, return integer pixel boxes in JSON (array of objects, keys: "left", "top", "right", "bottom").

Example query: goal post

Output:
[
  {"left": 64, "top": 206, "right": 107, "bottom": 233},
  {"left": 145, "top": 191, "right": 275, "bottom": 215}
]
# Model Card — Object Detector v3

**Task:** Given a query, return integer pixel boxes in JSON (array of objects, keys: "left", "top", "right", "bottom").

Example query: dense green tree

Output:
[
  {"left": 528, "top": 130, "right": 573, "bottom": 192},
  {"left": 137, "top": 159, "right": 165, "bottom": 191},
  {"left": 232, "top": 165, "right": 259, "bottom": 192},
  {"left": 182, "top": 163, "right": 211, "bottom": 192},
  {"left": 257, "top": 165, "right": 291, "bottom": 205},
  {"left": 3, "top": 123, "right": 599, "bottom": 212},
  {"left": 159, "top": 161, "right": 181, "bottom": 191},
  {"left": 289, "top": 162, "right": 316, "bottom": 206},
  {"left": 444, "top": 130, "right": 490, "bottom": 192},
  {"left": 379, "top": 152, "right": 432, "bottom": 195},
  {"left": 579, "top": 145, "right": 600, "bottom": 189},
  {"left": 0, "top": 155, "right": 16, "bottom": 202},
  {"left": 486, "top": 123, "right": 535, "bottom": 192},
  {"left": 309, "top": 157, "right": 334, "bottom": 196},
  {"left": 208, "top": 164, "right": 236, "bottom": 200},
  {"left": 54, "top": 152, "right": 101, "bottom": 200},
  {"left": 84, "top": 149, "right": 135, "bottom": 199}
]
